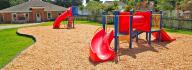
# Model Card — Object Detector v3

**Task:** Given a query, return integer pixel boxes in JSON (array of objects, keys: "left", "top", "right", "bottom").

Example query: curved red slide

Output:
[
  {"left": 90, "top": 29, "right": 115, "bottom": 62},
  {"left": 53, "top": 7, "right": 72, "bottom": 28}
]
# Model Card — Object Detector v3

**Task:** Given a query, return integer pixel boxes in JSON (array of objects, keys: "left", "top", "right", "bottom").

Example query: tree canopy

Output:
[
  {"left": 0, "top": 0, "right": 10, "bottom": 10},
  {"left": 0, "top": 0, "right": 28, "bottom": 10}
]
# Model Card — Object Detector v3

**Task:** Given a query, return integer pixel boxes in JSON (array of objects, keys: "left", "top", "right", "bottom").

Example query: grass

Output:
[
  {"left": 164, "top": 28, "right": 192, "bottom": 35},
  {"left": 0, "top": 28, "right": 33, "bottom": 68},
  {"left": 40, "top": 20, "right": 101, "bottom": 26},
  {"left": 0, "top": 20, "right": 101, "bottom": 68}
]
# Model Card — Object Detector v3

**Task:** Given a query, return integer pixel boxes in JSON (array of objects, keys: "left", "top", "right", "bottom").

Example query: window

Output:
[
  {"left": 37, "top": 14, "right": 40, "bottom": 17},
  {"left": 47, "top": 12, "right": 52, "bottom": 19},
  {"left": 58, "top": 13, "right": 61, "bottom": 15},
  {"left": 2, "top": 15, "right": 4, "bottom": 22},
  {"left": 26, "top": 13, "right": 28, "bottom": 17},
  {"left": 25, "top": 13, "right": 29, "bottom": 22},
  {"left": 0, "top": 16, "right": 2, "bottom": 22},
  {"left": 12, "top": 13, "right": 17, "bottom": 21},
  {"left": 58, "top": 12, "right": 62, "bottom": 16},
  {"left": 17, "top": 13, "right": 25, "bottom": 20},
  {"left": 13, "top": 14, "right": 16, "bottom": 18}
]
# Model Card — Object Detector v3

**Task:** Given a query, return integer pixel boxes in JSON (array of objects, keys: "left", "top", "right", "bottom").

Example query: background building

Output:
[{"left": 0, "top": 0, "right": 66, "bottom": 23}]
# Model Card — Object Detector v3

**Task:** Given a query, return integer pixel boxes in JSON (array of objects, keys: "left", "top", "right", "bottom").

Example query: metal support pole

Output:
[
  {"left": 102, "top": 15, "right": 106, "bottom": 31},
  {"left": 73, "top": 16, "right": 75, "bottom": 28},
  {"left": 158, "top": 11, "right": 163, "bottom": 43},
  {"left": 148, "top": 10, "right": 153, "bottom": 47},
  {"left": 160, "top": 11, "right": 163, "bottom": 29},
  {"left": 114, "top": 11, "right": 119, "bottom": 53},
  {"left": 146, "top": 32, "right": 148, "bottom": 41},
  {"left": 136, "top": 31, "right": 139, "bottom": 43},
  {"left": 129, "top": 10, "right": 133, "bottom": 49}
]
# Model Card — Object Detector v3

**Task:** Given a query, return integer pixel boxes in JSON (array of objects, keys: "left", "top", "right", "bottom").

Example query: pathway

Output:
[{"left": 0, "top": 23, "right": 41, "bottom": 30}]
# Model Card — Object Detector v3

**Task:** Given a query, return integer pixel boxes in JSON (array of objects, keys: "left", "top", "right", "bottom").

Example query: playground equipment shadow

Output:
[
  {"left": 119, "top": 39, "right": 165, "bottom": 59},
  {"left": 89, "top": 34, "right": 175, "bottom": 65}
]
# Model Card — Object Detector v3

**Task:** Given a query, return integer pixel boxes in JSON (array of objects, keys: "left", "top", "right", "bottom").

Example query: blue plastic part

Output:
[
  {"left": 72, "top": 6, "right": 78, "bottom": 16},
  {"left": 148, "top": 10, "right": 153, "bottom": 46},
  {"left": 114, "top": 11, "right": 119, "bottom": 53},
  {"left": 160, "top": 11, "right": 163, "bottom": 29},
  {"left": 158, "top": 11, "right": 163, "bottom": 43},
  {"left": 102, "top": 14, "right": 106, "bottom": 31},
  {"left": 73, "top": 17, "right": 75, "bottom": 28},
  {"left": 136, "top": 31, "right": 139, "bottom": 43},
  {"left": 146, "top": 32, "right": 149, "bottom": 41},
  {"left": 129, "top": 10, "right": 133, "bottom": 49}
]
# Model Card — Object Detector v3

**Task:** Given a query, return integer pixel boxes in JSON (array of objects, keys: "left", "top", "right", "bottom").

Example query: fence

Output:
[
  {"left": 75, "top": 15, "right": 102, "bottom": 22},
  {"left": 163, "top": 17, "right": 192, "bottom": 30},
  {"left": 75, "top": 15, "right": 192, "bottom": 30}
]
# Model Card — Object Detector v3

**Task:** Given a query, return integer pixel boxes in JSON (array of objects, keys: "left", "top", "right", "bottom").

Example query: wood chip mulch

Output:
[{"left": 2, "top": 24, "right": 192, "bottom": 70}]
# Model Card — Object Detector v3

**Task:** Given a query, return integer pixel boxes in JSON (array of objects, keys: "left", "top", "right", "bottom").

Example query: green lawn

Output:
[
  {"left": 0, "top": 20, "right": 101, "bottom": 68},
  {"left": 0, "top": 28, "right": 33, "bottom": 68},
  {"left": 164, "top": 28, "right": 192, "bottom": 35},
  {"left": 40, "top": 20, "right": 101, "bottom": 26}
]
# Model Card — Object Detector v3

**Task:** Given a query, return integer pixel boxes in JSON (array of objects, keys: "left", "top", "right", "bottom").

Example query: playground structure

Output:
[
  {"left": 90, "top": 10, "right": 176, "bottom": 62},
  {"left": 53, "top": 6, "right": 78, "bottom": 29}
]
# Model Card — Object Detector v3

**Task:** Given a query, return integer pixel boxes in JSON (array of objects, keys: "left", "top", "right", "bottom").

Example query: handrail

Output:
[{"left": 152, "top": 14, "right": 161, "bottom": 16}]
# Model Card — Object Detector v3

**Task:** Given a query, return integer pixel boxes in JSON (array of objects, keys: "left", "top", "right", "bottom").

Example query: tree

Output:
[
  {"left": 181, "top": 0, "right": 192, "bottom": 11},
  {"left": 102, "top": 1, "right": 119, "bottom": 14},
  {"left": 122, "top": 0, "right": 135, "bottom": 11},
  {"left": 86, "top": 1, "right": 103, "bottom": 21},
  {"left": 0, "top": 0, "right": 27, "bottom": 10},
  {"left": 62, "top": 0, "right": 82, "bottom": 8},
  {"left": 0, "top": 0, "right": 10, "bottom": 10},
  {"left": 9, "top": 0, "right": 28, "bottom": 6},
  {"left": 157, "top": 0, "right": 178, "bottom": 17},
  {"left": 180, "top": 0, "right": 192, "bottom": 18},
  {"left": 42, "top": 0, "right": 82, "bottom": 8}
]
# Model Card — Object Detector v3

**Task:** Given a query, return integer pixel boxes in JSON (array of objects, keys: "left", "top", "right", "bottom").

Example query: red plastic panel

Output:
[
  {"left": 135, "top": 12, "right": 151, "bottom": 32},
  {"left": 119, "top": 12, "right": 130, "bottom": 34},
  {"left": 119, "top": 12, "right": 146, "bottom": 34}
]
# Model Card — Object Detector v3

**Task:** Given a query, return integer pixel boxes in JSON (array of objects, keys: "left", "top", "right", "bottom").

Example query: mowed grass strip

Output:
[{"left": 0, "top": 28, "right": 33, "bottom": 68}]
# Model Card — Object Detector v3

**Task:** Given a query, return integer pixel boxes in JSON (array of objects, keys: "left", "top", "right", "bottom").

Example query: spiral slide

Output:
[
  {"left": 53, "top": 7, "right": 72, "bottom": 28},
  {"left": 90, "top": 29, "right": 115, "bottom": 62}
]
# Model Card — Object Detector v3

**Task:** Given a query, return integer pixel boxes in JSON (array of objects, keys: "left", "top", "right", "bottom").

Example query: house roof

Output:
[{"left": 0, "top": 0, "right": 67, "bottom": 13}]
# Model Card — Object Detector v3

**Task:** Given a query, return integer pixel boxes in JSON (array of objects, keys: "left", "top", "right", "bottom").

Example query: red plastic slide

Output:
[
  {"left": 152, "top": 29, "right": 176, "bottom": 42},
  {"left": 53, "top": 7, "right": 72, "bottom": 28},
  {"left": 90, "top": 29, "right": 115, "bottom": 62}
]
